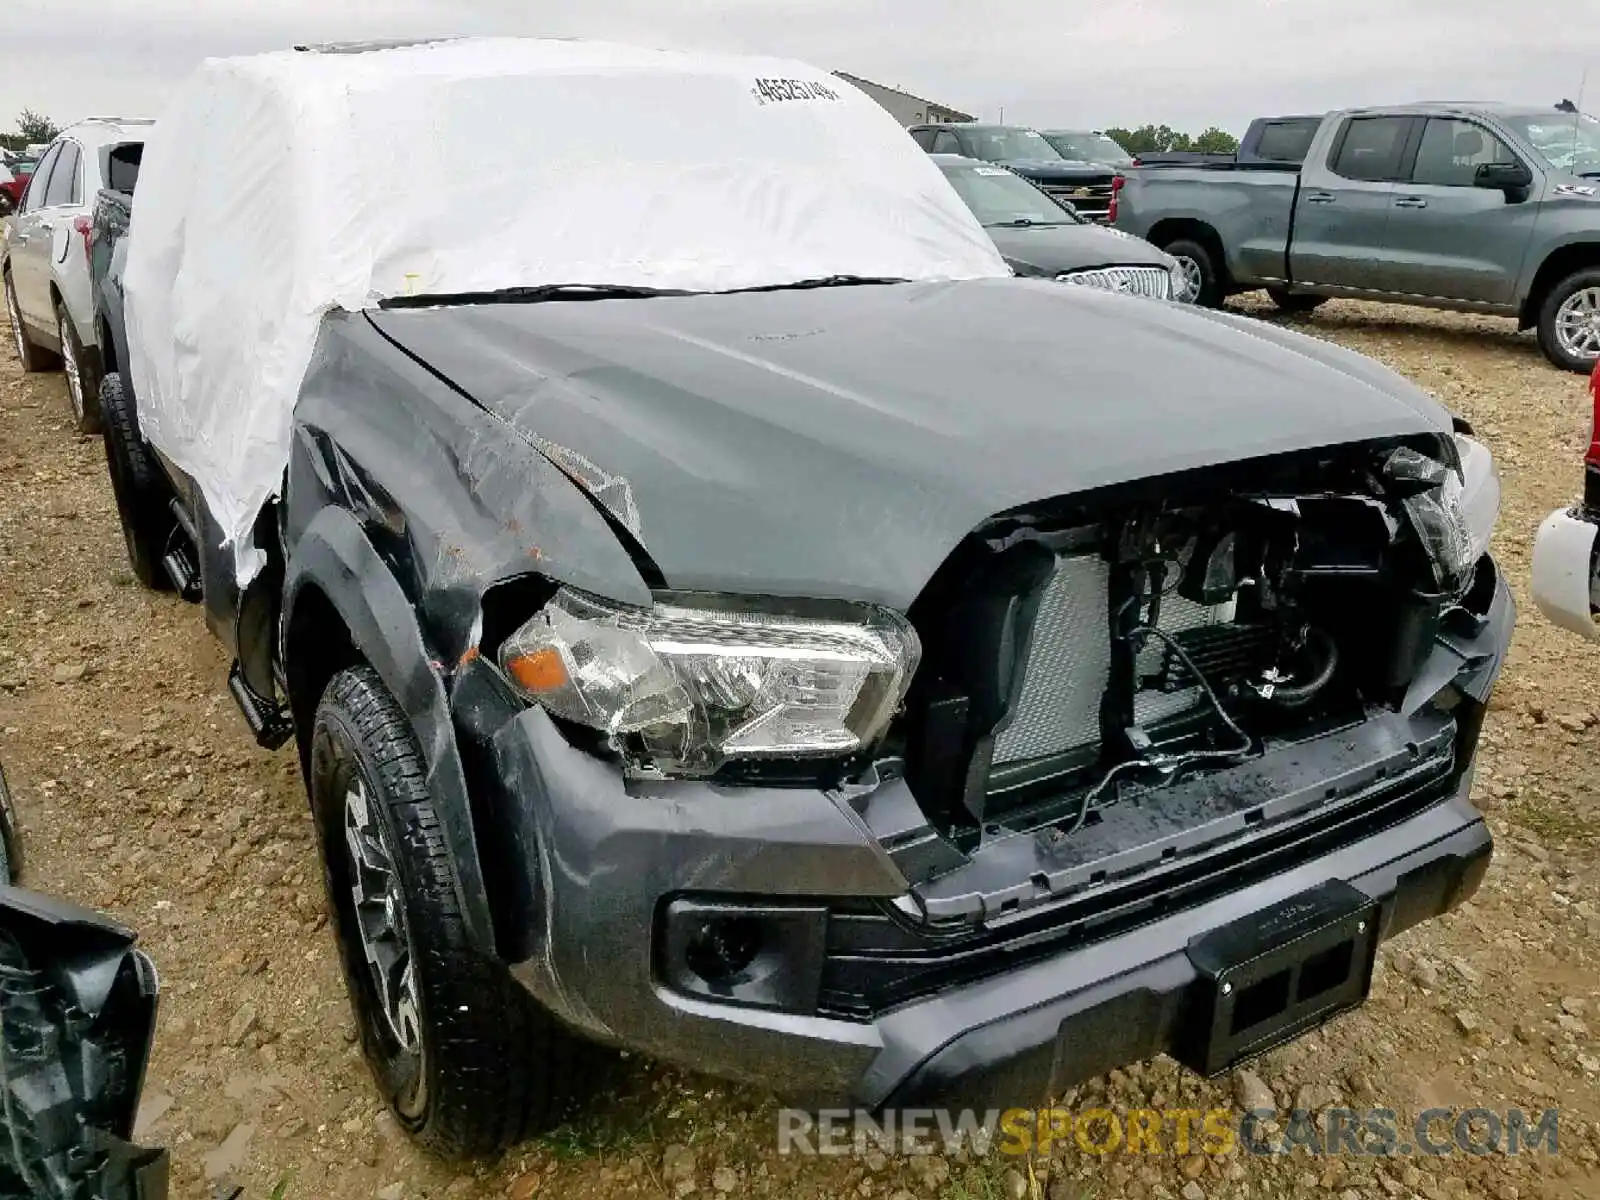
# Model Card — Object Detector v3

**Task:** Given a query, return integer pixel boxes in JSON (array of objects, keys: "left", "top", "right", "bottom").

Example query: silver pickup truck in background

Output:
[{"left": 1113, "top": 103, "right": 1600, "bottom": 372}]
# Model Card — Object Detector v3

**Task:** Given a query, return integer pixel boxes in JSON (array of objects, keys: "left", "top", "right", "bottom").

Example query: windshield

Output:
[
  {"left": 1043, "top": 132, "right": 1133, "bottom": 165},
  {"left": 963, "top": 128, "right": 1064, "bottom": 163},
  {"left": 939, "top": 163, "right": 1078, "bottom": 226},
  {"left": 1502, "top": 113, "right": 1600, "bottom": 175}
]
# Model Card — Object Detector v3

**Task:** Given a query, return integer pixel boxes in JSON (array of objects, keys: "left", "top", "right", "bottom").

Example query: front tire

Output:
[
  {"left": 309, "top": 666, "right": 583, "bottom": 1159},
  {"left": 4, "top": 273, "right": 59, "bottom": 373},
  {"left": 57, "top": 302, "right": 100, "bottom": 434},
  {"left": 98, "top": 371, "right": 174, "bottom": 591},
  {"left": 1538, "top": 268, "right": 1600, "bottom": 373},
  {"left": 1266, "top": 287, "right": 1327, "bottom": 315},
  {"left": 1162, "top": 238, "right": 1223, "bottom": 307}
]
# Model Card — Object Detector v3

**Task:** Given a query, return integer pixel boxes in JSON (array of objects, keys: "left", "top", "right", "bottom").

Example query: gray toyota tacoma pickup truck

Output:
[
  {"left": 1114, "top": 103, "right": 1600, "bottom": 371},
  {"left": 90, "top": 42, "right": 1514, "bottom": 1160}
]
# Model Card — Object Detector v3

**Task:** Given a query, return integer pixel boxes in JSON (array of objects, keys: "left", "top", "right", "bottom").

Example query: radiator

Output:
[{"left": 991, "top": 554, "right": 1227, "bottom": 766}]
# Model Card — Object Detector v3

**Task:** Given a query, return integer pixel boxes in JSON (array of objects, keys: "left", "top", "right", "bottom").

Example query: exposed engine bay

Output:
[{"left": 899, "top": 436, "right": 1481, "bottom": 841}]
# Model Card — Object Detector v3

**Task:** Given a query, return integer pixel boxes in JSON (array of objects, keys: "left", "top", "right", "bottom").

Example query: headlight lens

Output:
[
  {"left": 499, "top": 587, "right": 921, "bottom": 776},
  {"left": 1384, "top": 445, "right": 1481, "bottom": 599},
  {"left": 1452, "top": 432, "right": 1500, "bottom": 564}
]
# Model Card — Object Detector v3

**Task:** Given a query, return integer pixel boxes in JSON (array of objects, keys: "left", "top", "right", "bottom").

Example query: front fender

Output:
[
  {"left": 1520, "top": 230, "right": 1600, "bottom": 303},
  {"left": 284, "top": 505, "right": 497, "bottom": 954}
]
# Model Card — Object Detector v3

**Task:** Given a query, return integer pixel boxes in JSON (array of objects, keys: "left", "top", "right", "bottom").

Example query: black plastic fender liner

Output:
[
  {"left": 1401, "top": 560, "right": 1515, "bottom": 714},
  {"left": 284, "top": 505, "right": 497, "bottom": 955}
]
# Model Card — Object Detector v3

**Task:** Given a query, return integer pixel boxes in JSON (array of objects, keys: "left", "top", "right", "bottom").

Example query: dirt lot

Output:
[{"left": 2, "top": 299, "right": 1599, "bottom": 1200}]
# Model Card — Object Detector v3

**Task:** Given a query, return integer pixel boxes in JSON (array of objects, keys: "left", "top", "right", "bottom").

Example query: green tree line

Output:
[
  {"left": 0, "top": 110, "right": 61, "bottom": 153},
  {"left": 1103, "top": 123, "right": 1240, "bottom": 155}
]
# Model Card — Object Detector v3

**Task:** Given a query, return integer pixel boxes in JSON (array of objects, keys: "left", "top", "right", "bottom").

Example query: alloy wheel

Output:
[
  {"left": 4, "top": 283, "right": 22, "bottom": 362},
  {"left": 1172, "top": 256, "right": 1204, "bottom": 304},
  {"left": 1555, "top": 287, "right": 1600, "bottom": 362},
  {"left": 343, "top": 774, "right": 426, "bottom": 1109},
  {"left": 59, "top": 313, "right": 84, "bottom": 422}
]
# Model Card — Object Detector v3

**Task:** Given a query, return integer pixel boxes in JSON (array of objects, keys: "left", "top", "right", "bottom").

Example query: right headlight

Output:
[
  {"left": 1384, "top": 440, "right": 1497, "bottom": 601},
  {"left": 1452, "top": 432, "right": 1500, "bottom": 565},
  {"left": 498, "top": 587, "right": 920, "bottom": 778}
]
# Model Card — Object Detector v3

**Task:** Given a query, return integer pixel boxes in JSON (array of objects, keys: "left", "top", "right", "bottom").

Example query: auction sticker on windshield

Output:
[{"left": 752, "top": 77, "right": 842, "bottom": 104}]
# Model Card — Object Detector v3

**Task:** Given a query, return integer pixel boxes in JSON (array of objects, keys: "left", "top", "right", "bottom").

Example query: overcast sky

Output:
[{"left": 2, "top": 0, "right": 1597, "bottom": 136}]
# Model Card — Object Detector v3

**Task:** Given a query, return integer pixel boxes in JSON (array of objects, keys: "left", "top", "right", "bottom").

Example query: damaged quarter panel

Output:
[{"left": 367, "top": 277, "right": 1452, "bottom": 609}]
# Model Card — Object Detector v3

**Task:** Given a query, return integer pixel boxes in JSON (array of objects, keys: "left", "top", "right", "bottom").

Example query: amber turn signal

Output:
[{"left": 505, "top": 646, "right": 569, "bottom": 693}]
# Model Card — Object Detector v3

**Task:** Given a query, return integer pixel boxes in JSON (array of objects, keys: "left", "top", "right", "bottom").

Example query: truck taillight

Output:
[
  {"left": 1108, "top": 174, "right": 1125, "bottom": 224},
  {"left": 73, "top": 216, "right": 92, "bottom": 269}
]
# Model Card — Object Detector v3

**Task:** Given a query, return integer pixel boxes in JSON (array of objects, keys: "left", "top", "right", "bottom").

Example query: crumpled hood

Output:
[{"left": 368, "top": 279, "right": 1449, "bottom": 609}]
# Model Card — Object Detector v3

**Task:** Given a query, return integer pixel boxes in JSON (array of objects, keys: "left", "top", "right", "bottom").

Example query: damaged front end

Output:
[
  {"left": 464, "top": 426, "right": 1508, "bottom": 1105},
  {"left": 827, "top": 433, "right": 1506, "bottom": 1018},
  {"left": 898, "top": 434, "right": 1485, "bottom": 843}
]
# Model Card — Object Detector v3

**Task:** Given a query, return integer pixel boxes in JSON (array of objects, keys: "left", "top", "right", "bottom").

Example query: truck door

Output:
[
  {"left": 6, "top": 142, "right": 63, "bottom": 329},
  {"left": 1376, "top": 116, "right": 1537, "bottom": 305},
  {"left": 1291, "top": 115, "right": 1417, "bottom": 290}
]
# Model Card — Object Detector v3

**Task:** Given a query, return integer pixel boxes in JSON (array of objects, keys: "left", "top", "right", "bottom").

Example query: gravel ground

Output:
[{"left": 2, "top": 298, "right": 1599, "bottom": 1200}]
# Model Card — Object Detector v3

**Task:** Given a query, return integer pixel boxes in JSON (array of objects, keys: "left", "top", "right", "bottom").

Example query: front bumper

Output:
[
  {"left": 875, "top": 795, "right": 1489, "bottom": 1107},
  {"left": 1532, "top": 506, "right": 1600, "bottom": 640},
  {"left": 472, "top": 564, "right": 1512, "bottom": 1108}
]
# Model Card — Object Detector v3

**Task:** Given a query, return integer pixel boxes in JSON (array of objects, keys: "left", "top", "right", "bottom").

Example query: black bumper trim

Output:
[{"left": 871, "top": 796, "right": 1489, "bottom": 1109}]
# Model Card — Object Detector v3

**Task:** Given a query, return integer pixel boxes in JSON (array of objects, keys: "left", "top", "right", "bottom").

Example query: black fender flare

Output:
[{"left": 283, "top": 506, "right": 497, "bottom": 954}]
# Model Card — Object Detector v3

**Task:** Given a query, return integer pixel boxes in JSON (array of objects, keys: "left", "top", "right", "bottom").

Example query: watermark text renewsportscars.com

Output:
[{"left": 777, "top": 1107, "right": 1560, "bottom": 1158}]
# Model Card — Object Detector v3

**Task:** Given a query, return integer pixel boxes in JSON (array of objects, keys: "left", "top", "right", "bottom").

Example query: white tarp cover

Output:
[{"left": 124, "top": 36, "right": 1010, "bottom": 582}]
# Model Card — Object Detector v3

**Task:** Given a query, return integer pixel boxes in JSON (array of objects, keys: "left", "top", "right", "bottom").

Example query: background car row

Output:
[
  {"left": 2, "top": 116, "right": 149, "bottom": 432},
  {"left": 905, "top": 104, "right": 1600, "bottom": 373}
]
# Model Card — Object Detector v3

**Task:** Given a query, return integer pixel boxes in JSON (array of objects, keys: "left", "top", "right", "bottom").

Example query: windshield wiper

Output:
[
  {"left": 719, "top": 274, "right": 909, "bottom": 294},
  {"left": 379, "top": 283, "right": 688, "bottom": 309},
  {"left": 986, "top": 218, "right": 1073, "bottom": 227}
]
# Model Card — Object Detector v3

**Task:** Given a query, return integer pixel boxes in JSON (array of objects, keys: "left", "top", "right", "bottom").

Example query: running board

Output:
[
  {"left": 228, "top": 663, "right": 294, "bottom": 751},
  {"left": 160, "top": 543, "right": 201, "bottom": 602},
  {"left": 163, "top": 500, "right": 202, "bottom": 602}
]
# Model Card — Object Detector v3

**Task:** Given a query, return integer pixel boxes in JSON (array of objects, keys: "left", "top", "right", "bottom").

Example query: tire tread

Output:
[
  {"left": 315, "top": 667, "right": 581, "bottom": 1158},
  {"left": 98, "top": 372, "right": 173, "bottom": 591}
]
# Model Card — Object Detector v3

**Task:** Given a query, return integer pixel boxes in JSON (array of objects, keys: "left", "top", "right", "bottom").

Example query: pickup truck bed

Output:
[
  {"left": 1114, "top": 102, "right": 1600, "bottom": 371},
  {"left": 1131, "top": 115, "right": 1321, "bottom": 170}
]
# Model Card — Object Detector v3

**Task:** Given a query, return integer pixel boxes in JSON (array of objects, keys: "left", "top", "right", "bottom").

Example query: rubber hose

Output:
[{"left": 1263, "top": 626, "right": 1338, "bottom": 709}]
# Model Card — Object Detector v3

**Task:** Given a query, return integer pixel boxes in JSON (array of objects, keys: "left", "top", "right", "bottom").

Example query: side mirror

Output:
[{"left": 1474, "top": 161, "right": 1533, "bottom": 194}]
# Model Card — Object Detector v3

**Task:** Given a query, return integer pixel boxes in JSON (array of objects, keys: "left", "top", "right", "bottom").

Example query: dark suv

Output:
[{"left": 910, "top": 123, "right": 1121, "bottom": 219}]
